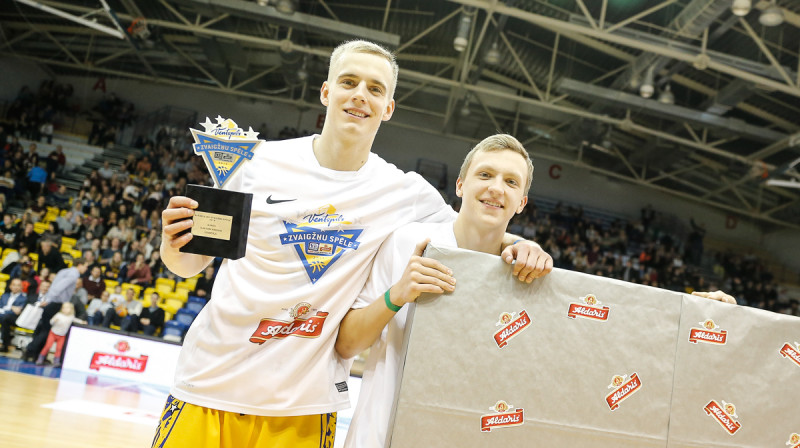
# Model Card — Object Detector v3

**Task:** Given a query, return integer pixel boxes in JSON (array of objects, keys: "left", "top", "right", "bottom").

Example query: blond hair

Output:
[
  {"left": 328, "top": 40, "right": 399, "bottom": 98},
  {"left": 458, "top": 134, "right": 534, "bottom": 196}
]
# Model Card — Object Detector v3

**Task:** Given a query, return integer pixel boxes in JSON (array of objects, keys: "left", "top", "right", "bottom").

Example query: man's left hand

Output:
[{"left": 502, "top": 240, "right": 553, "bottom": 283}]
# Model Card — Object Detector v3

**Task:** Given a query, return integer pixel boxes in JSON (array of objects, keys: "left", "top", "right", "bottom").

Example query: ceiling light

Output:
[
  {"left": 658, "top": 84, "right": 675, "bottom": 104},
  {"left": 454, "top": 9, "right": 474, "bottom": 53},
  {"left": 484, "top": 42, "right": 501, "bottom": 65},
  {"left": 275, "top": 0, "right": 296, "bottom": 14},
  {"left": 759, "top": 2, "right": 784, "bottom": 26},
  {"left": 460, "top": 95, "right": 471, "bottom": 116},
  {"left": 639, "top": 66, "right": 655, "bottom": 99},
  {"left": 731, "top": 0, "right": 751, "bottom": 16}
]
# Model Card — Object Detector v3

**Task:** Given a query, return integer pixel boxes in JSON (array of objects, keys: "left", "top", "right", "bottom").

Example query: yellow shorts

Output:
[{"left": 151, "top": 395, "right": 336, "bottom": 448}]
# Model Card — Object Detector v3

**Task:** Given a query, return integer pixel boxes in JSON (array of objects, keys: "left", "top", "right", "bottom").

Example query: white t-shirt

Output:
[
  {"left": 171, "top": 135, "right": 455, "bottom": 417},
  {"left": 345, "top": 221, "right": 457, "bottom": 448}
]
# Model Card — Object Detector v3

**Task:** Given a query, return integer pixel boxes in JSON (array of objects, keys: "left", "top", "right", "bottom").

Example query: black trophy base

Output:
[{"left": 180, "top": 184, "right": 253, "bottom": 260}]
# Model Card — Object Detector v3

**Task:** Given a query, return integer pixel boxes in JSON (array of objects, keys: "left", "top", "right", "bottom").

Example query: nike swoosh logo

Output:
[{"left": 266, "top": 195, "right": 296, "bottom": 204}]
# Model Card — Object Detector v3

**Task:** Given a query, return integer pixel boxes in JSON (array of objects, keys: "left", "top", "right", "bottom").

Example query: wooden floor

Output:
[
  {"left": 0, "top": 367, "right": 159, "bottom": 448},
  {"left": 0, "top": 354, "right": 361, "bottom": 447}
]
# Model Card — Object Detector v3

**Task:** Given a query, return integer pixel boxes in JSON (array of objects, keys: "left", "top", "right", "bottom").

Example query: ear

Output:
[
  {"left": 320, "top": 81, "right": 330, "bottom": 107},
  {"left": 516, "top": 196, "right": 528, "bottom": 214},
  {"left": 455, "top": 177, "right": 464, "bottom": 197},
  {"left": 382, "top": 98, "right": 396, "bottom": 121}
]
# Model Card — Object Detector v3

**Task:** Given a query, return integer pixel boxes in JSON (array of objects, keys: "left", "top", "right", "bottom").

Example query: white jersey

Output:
[
  {"left": 345, "top": 221, "right": 457, "bottom": 448},
  {"left": 171, "top": 135, "right": 454, "bottom": 417}
]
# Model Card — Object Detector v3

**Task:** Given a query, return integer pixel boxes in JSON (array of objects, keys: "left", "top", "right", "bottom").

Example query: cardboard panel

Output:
[
  {"left": 389, "top": 245, "right": 684, "bottom": 447},
  {"left": 667, "top": 295, "right": 800, "bottom": 447}
]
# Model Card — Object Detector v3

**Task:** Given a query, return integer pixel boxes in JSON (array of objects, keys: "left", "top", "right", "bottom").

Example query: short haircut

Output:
[
  {"left": 458, "top": 134, "right": 534, "bottom": 196},
  {"left": 328, "top": 40, "right": 399, "bottom": 98},
  {"left": 73, "top": 257, "right": 86, "bottom": 266}
]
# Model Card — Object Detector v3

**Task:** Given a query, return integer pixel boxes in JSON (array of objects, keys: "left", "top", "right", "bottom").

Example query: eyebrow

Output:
[{"left": 337, "top": 73, "right": 388, "bottom": 92}]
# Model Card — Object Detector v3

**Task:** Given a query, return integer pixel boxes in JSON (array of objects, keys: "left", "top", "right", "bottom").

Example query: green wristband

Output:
[{"left": 384, "top": 289, "right": 402, "bottom": 312}]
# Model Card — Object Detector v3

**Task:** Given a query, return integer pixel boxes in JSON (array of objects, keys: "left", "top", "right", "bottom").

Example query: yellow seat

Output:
[
  {"left": 160, "top": 298, "right": 183, "bottom": 315},
  {"left": 0, "top": 273, "right": 9, "bottom": 282},
  {"left": 46, "top": 206, "right": 59, "bottom": 215},
  {"left": 104, "top": 279, "right": 119, "bottom": 289},
  {"left": 33, "top": 222, "right": 47, "bottom": 234},
  {"left": 60, "top": 243, "right": 73, "bottom": 254},
  {"left": 0, "top": 282, "right": 6, "bottom": 292},
  {"left": 64, "top": 259, "right": 73, "bottom": 267},
  {"left": 2, "top": 248, "right": 16, "bottom": 259},
  {"left": 184, "top": 277, "right": 198, "bottom": 290},
  {"left": 155, "top": 278, "right": 176, "bottom": 290},
  {"left": 62, "top": 237, "right": 77, "bottom": 247},
  {"left": 70, "top": 249, "right": 82, "bottom": 259},
  {"left": 29, "top": 253, "right": 38, "bottom": 261},
  {"left": 168, "top": 290, "right": 189, "bottom": 302},
  {"left": 156, "top": 284, "right": 173, "bottom": 296},
  {"left": 176, "top": 281, "right": 195, "bottom": 292},
  {"left": 175, "top": 286, "right": 191, "bottom": 297}
]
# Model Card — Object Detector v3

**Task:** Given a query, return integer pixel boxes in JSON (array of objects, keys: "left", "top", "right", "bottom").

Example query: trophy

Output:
[{"left": 179, "top": 116, "right": 261, "bottom": 260}]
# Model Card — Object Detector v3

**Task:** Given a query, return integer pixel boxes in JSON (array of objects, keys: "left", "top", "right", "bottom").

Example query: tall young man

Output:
[
  {"left": 157, "top": 41, "right": 551, "bottom": 447},
  {"left": 336, "top": 134, "right": 539, "bottom": 447}
]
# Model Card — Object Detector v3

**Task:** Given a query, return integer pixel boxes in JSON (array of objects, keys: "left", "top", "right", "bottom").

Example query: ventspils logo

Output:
[
  {"left": 704, "top": 399, "right": 742, "bottom": 435},
  {"left": 480, "top": 400, "right": 524, "bottom": 432},
  {"left": 779, "top": 341, "right": 800, "bottom": 369},
  {"left": 567, "top": 294, "right": 610, "bottom": 321},
  {"left": 190, "top": 116, "right": 262, "bottom": 188},
  {"left": 689, "top": 318, "right": 727, "bottom": 345},
  {"left": 279, "top": 205, "right": 363, "bottom": 284}
]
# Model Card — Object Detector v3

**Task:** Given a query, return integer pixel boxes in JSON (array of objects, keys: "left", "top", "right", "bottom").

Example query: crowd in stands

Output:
[{"left": 0, "top": 82, "right": 797, "bottom": 363}]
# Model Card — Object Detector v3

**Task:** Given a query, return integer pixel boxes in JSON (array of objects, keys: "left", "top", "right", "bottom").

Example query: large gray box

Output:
[{"left": 388, "top": 245, "right": 800, "bottom": 447}]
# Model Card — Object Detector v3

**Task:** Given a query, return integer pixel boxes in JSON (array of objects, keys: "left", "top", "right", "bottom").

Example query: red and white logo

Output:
[
  {"left": 567, "top": 294, "right": 609, "bottom": 321},
  {"left": 480, "top": 400, "right": 524, "bottom": 432},
  {"left": 704, "top": 399, "right": 741, "bottom": 435},
  {"left": 779, "top": 342, "right": 800, "bottom": 369},
  {"left": 786, "top": 432, "right": 800, "bottom": 448},
  {"left": 493, "top": 310, "right": 532, "bottom": 349},
  {"left": 689, "top": 318, "right": 727, "bottom": 345},
  {"left": 89, "top": 339, "right": 148, "bottom": 373},
  {"left": 605, "top": 372, "right": 642, "bottom": 411},
  {"left": 249, "top": 302, "right": 329, "bottom": 344}
]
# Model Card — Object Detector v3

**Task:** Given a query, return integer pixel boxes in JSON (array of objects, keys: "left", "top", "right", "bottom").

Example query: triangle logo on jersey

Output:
[{"left": 279, "top": 207, "right": 363, "bottom": 284}]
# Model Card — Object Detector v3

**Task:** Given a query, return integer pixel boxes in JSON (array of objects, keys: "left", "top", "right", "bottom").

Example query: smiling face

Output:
[
  {"left": 319, "top": 51, "right": 396, "bottom": 142},
  {"left": 456, "top": 149, "right": 529, "bottom": 232}
]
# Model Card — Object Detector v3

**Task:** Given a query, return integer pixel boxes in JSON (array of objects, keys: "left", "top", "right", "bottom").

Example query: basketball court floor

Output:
[{"left": 0, "top": 353, "right": 360, "bottom": 447}]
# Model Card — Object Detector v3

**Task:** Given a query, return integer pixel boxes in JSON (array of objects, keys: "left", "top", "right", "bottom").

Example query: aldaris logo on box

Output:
[
  {"left": 688, "top": 318, "right": 727, "bottom": 345},
  {"left": 480, "top": 400, "right": 524, "bottom": 433},
  {"left": 279, "top": 205, "right": 363, "bottom": 284},
  {"left": 190, "top": 116, "right": 262, "bottom": 188},
  {"left": 605, "top": 372, "right": 642, "bottom": 411},
  {"left": 567, "top": 293, "right": 610, "bottom": 321},
  {"left": 786, "top": 432, "right": 800, "bottom": 448},
  {"left": 704, "top": 399, "right": 742, "bottom": 435},
  {"left": 779, "top": 341, "right": 800, "bottom": 369}
]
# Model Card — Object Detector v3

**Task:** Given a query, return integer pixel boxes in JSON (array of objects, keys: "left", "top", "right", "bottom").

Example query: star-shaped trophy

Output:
[{"left": 180, "top": 116, "right": 263, "bottom": 260}]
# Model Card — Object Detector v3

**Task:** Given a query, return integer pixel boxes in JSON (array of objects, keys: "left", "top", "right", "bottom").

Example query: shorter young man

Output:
[{"left": 335, "top": 134, "right": 546, "bottom": 447}]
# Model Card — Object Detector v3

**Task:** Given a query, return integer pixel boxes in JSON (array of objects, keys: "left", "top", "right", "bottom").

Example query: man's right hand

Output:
[
  {"left": 161, "top": 196, "right": 198, "bottom": 250},
  {"left": 388, "top": 239, "right": 456, "bottom": 308}
]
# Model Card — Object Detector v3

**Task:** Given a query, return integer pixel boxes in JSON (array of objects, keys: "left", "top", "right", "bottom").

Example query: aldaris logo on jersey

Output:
[
  {"left": 190, "top": 116, "right": 261, "bottom": 188},
  {"left": 280, "top": 204, "right": 363, "bottom": 283}
]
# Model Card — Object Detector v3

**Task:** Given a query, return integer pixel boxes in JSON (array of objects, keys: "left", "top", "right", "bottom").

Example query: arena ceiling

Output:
[{"left": 2, "top": 0, "right": 800, "bottom": 230}]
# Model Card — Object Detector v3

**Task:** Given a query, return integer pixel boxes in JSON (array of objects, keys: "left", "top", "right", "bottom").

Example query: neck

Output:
[
  {"left": 313, "top": 130, "right": 373, "bottom": 171},
  {"left": 452, "top": 216, "right": 507, "bottom": 255}
]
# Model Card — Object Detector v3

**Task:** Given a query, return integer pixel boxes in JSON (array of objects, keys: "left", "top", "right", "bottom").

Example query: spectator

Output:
[
  {"left": 125, "top": 253, "right": 152, "bottom": 286},
  {"left": 98, "top": 161, "right": 114, "bottom": 179},
  {"left": 21, "top": 258, "right": 88, "bottom": 361},
  {"left": 103, "top": 251, "right": 125, "bottom": 280},
  {"left": 86, "top": 290, "right": 113, "bottom": 325},
  {"left": 36, "top": 301, "right": 78, "bottom": 367},
  {"left": 83, "top": 266, "right": 105, "bottom": 299},
  {"left": 139, "top": 292, "right": 165, "bottom": 336},
  {"left": 26, "top": 162, "right": 48, "bottom": 197},
  {"left": 0, "top": 278, "right": 26, "bottom": 352},
  {"left": 102, "top": 287, "right": 141, "bottom": 331},
  {"left": 39, "top": 121, "right": 54, "bottom": 144},
  {"left": 37, "top": 239, "right": 66, "bottom": 273},
  {"left": 194, "top": 265, "right": 216, "bottom": 298}
]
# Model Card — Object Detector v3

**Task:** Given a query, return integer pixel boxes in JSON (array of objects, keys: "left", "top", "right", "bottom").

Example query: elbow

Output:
[{"left": 334, "top": 337, "right": 361, "bottom": 360}]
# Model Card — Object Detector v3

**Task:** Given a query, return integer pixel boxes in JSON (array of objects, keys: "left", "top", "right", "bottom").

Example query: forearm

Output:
[
  {"left": 335, "top": 292, "right": 400, "bottom": 359},
  {"left": 160, "top": 239, "right": 212, "bottom": 278}
]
